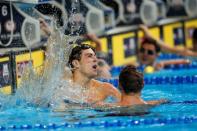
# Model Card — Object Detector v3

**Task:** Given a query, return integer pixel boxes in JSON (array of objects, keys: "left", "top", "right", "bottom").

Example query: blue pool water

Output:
[
  {"left": 0, "top": 53, "right": 197, "bottom": 130},
  {"left": 111, "top": 62, "right": 197, "bottom": 78},
  {"left": 0, "top": 80, "right": 197, "bottom": 130}
]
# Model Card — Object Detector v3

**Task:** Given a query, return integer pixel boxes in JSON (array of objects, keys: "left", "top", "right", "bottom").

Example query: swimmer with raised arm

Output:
[
  {"left": 138, "top": 37, "right": 190, "bottom": 71},
  {"left": 43, "top": 44, "right": 121, "bottom": 110},
  {"left": 66, "top": 44, "right": 121, "bottom": 104},
  {"left": 24, "top": 21, "right": 121, "bottom": 108}
]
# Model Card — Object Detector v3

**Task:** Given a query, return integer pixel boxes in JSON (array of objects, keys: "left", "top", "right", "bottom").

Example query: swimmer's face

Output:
[
  {"left": 138, "top": 43, "right": 158, "bottom": 66},
  {"left": 78, "top": 48, "right": 98, "bottom": 78}
]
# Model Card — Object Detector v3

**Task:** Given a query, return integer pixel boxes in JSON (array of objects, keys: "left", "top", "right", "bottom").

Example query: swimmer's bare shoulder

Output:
[{"left": 91, "top": 79, "right": 121, "bottom": 101}]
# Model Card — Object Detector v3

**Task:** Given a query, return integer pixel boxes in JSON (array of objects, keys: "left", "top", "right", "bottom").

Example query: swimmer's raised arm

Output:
[
  {"left": 140, "top": 25, "right": 197, "bottom": 57},
  {"left": 140, "top": 25, "right": 181, "bottom": 53},
  {"left": 43, "top": 26, "right": 66, "bottom": 76},
  {"left": 39, "top": 18, "right": 52, "bottom": 37}
]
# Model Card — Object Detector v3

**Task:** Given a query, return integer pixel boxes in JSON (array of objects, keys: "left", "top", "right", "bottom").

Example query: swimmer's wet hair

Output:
[
  {"left": 119, "top": 65, "right": 144, "bottom": 94},
  {"left": 141, "top": 37, "right": 161, "bottom": 53},
  {"left": 68, "top": 44, "right": 95, "bottom": 68}
]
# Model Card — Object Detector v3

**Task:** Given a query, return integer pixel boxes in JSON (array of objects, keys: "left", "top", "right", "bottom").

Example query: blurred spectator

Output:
[
  {"left": 97, "top": 59, "right": 111, "bottom": 79},
  {"left": 166, "top": 0, "right": 187, "bottom": 17}
]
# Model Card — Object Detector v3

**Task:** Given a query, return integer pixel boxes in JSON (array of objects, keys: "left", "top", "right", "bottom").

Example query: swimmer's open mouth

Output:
[{"left": 92, "top": 65, "right": 97, "bottom": 69}]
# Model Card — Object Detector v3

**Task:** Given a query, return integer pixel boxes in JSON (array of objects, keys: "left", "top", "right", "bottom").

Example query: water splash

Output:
[
  {"left": 0, "top": 0, "right": 89, "bottom": 110},
  {"left": 15, "top": 29, "right": 75, "bottom": 107},
  {"left": 70, "top": 0, "right": 81, "bottom": 36}
]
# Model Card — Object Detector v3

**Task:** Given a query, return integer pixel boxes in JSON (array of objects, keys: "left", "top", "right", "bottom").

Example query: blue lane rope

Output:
[
  {"left": 1, "top": 115, "right": 197, "bottom": 130},
  {"left": 168, "top": 100, "right": 197, "bottom": 104},
  {"left": 158, "top": 53, "right": 183, "bottom": 60},
  {"left": 144, "top": 75, "right": 197, "bottom": 85},
  {"left": 98, "top": 75, "right": 197, "bottom": 86},
  {"left": 110, "top": 62, "right": 197, "bottom": 75}
]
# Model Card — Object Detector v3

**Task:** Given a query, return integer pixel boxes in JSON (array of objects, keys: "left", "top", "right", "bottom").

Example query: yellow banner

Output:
[
  {"left": 184, "top": 19, "right": 197, "bottom": 48},
  {"left": 163, "top": 22, "right": 184, "bottom": 48},
  {"left": 112, "top": 32, "right": 137, "bottom": 66},
  {"left": 15, "top": 49, "right": 45, "bottom": 86}
]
